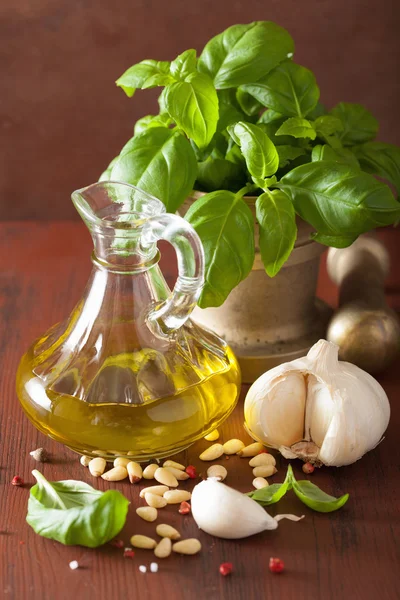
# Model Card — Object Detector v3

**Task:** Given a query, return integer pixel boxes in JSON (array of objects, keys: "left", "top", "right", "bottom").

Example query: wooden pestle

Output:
[{"left": 326, "top": 235, "right": 400, "bottom": 374}]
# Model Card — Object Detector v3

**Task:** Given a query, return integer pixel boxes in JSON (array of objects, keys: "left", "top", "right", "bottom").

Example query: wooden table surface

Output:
[{"left": 0, "top": 222, "right": 399, "bottom": 600}]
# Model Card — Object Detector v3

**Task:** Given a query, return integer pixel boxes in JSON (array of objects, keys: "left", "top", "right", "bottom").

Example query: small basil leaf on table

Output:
[
  {"left": 170, "top": 49, "right": 198, "bottom": 79},
  {"left": 111, "top": 127, "right": 197, "bottom": 213},
  {"left": 164, "top": 72, "right": 219, "bottom": 149},
  {"left": 242, "top": 60, "right": 320, "bottom": 118},
  {"left": 256, "top": 190, "right": 297, "bottom": 276},
  {"left": 197, "top": 158, "right": 246, "bottom": 192},
  {"left": 277, "top": 145, "right": 307, "bottom": 168},
  {"left": 185, "top": 190, "right": 254, "bottom": 308},
  {"left": 228, "top": 122, "right": 279, "bottom": 185},
  {"left": 311, "top": 144, "right": 360, "bottom": 169},
  {"left": 27, "top": 471, "right": 130, "bottom": 547},
  {"left": 116, "top": 60, "right": 173, "bottom": 97},
  {"left": 277, "top": 161, "right": 400, "bottom": 237},
  {"left": 289, "top": 477, "right": 349, "bottom": 513},
  {"left": 330, "top": 102, "right": 378, "bottom": 146},
  {"left": 276, "top": 117, "right": 317, "bottom": 140},
  {"left": 247, "top": 464, "right": 293, "bottom": 505},
  {"left": 133, "top": 113, "right": 173, "bottom": 136},
  {"left": 353, "top": 142, "right": 400, "bottom": 195},
  {"left": 198, "top": 21, "right": 294, "bottom": 89}
]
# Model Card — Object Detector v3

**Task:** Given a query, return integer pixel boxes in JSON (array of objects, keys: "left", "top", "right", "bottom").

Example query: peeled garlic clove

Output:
[{"left": 191, "top": 479, "right": 278, "bottom": 539}]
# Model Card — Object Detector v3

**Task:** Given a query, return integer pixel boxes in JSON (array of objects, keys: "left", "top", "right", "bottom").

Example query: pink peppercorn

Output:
[
  {"left": 302, "top": 462, "right": 315, "bottom": 474},
  {"left": 269, "top": 557, "right": 284, "bottom": 573},
  {"left": 12, "top": 476, "right": 24, "bottom": 486},
  {"left": 219, "top": 562, "right": 233, "bottom": 576}
]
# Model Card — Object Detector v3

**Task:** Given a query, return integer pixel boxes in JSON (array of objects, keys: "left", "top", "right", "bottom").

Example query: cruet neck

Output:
[{"left": 72, "top": 181, "right": 166, "bottom": 270}]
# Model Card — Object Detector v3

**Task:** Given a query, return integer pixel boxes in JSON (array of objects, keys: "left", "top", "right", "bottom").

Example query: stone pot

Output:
[{"left": 182, "top": 192, "right": 332, "bottom": 383}]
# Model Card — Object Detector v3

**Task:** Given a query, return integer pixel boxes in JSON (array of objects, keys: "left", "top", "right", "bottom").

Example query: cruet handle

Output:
[{"left": 140, "top": 213, "right": 205, "bottom": 334}]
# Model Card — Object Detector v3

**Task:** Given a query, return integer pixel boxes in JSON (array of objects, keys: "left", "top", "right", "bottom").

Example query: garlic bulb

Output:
[
  {"left": 191, "top": 478, "right": 302, "bottom": 539},
  {"left": 244, "top": 339, "right": 390, "bottom": 467}
]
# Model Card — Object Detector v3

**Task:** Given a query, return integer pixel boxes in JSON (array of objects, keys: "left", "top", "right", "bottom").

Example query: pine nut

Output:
[
  {"left": 136, "top": 506, "right": 158, "bottom": 522},
  {"left": 144, "top": 493, "right": 168, "bottom": 508},
  {"left": 154, "top": 467, "right": 178, "bottom": 488},
  {"left": 172, "top": 539, "right": 202, "bottom": 555},
  {"left": 237, "top": 442, "right": 265, "bottom": 457},
  {"left": 253, "top": 477, "right": 269, "bottom": 490},
  {"left": 139, "top": 485, "right": 169, "bottom": 499},
  {"left": 113, "top": 457, "right": 131, "bottom": 468},
  {"left": 164, "top": 466, "right": 189, "bottom": 481},
  {"left": 156, "top": 524, "right": 181, "bottom": 540},
  {"left": 199, "top": 444, "right": 224, "bottom": 461},
  {"left": 143, "top": 464, "right": 158, "bottom": 479},
  {"left": 249, "top": 453, "right": 276, "bottom": 467},
  {"left": 222, "top": 439, "right": 245, "bottom": 454},
  {"left": 154, "top": 537, "right": 172, "bottom": 558},
  {"left": 130, "top": 534, "right": 157, "bottom": 550},
  {"left": 80, "top": 455, "right": 91, "bottom": 467},
  {"left": 88, "top": 457, "right": 106, "bottom": 477},
  {"left": 139, "top": 485, "right": 169, "bottom": 498},
  {"left": 162, "top": 460, "right": 185, "bottom": 471},
  {"left": 252, "top": 465, "right": 277, "bottom": 478},
  {"left": 127, "top": 461, "right": 143, "bottom": 483},
  {"left": 101, "top": 466, "right": 128, "bottom": 481},
  {"left": 206, "top": 464, "right": 227, "bottom": 481},
  {"left": 204, "top": 429, "right": 219, "bottom": 441},
  {"left": 163, "top": 490, "right": 191, "bottom": 504}
]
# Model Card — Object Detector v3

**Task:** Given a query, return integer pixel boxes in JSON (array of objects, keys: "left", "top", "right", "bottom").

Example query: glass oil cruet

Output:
[{"left": 16, "top": 182, "right": 241, "bottom": 461}]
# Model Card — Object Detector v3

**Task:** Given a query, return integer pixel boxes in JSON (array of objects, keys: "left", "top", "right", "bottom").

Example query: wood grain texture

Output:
[{"left": 0, "top": 222, "right": 399, "bottom": 600}]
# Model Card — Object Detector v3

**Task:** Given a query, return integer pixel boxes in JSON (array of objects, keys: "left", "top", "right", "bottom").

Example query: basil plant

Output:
[{"left": 101, "top": 21, "right": 400, "bottom": 308}]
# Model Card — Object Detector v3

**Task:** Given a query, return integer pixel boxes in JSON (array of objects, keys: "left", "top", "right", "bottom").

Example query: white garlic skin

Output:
[
  {"left": 244, "top": 340, "right": 390, "bottom": 467},
  {"left": 191, "top": 478, "right": 278, "bottom": 539}
]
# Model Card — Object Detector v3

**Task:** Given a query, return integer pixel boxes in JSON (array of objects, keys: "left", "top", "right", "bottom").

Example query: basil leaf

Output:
[
  {"left": 242, "top": 60, "right": 319, "bottom": 117},
  {"left": 310, "top": 232, "right": 358, "bottom": 248},
  {"left": 27, "top": 471, "right": 129, "bottom": 547},
  {"left": 247, "top": 464, "right": 293, "bottom": 505},
  {"left": 257, "top": 120, "right": 296, "bottom": 146},
  {"left": 278, "top": 161, "right": 400, "bottom": 237},
  {"left": 276, "top": 117, "right": 316, "bottom": 140},
  {"left": 185, "top": 190, "right": 255, "bottom": 307},
  {"left": 289, "top": 476, "right": 349, "bottom": 513},
  {"left": 217, "top": 89, "right": 247, "bottom": 131},
  {"left": 313, "top": 115, "right": 343, "bottom": 137},
  {"left": 256, "top": 190, "right": 297, "bottom": 276},
  {"left": 228, "top": 122, "right": 279, "bottom": 186},
  {"left": 99, "top": 156, "right": 118, "bottom": 182},
  {"left": 311, "top": 144, "right": 360, "bottom": 169},
  {"left": 164, "top": 72, "right": 219, "bottom": 148},
  {"left": 354, "top": 142, "right": 400, "bottom": 194},
  {"left": 116, "top": 60, "right": 173, "bottom": 97},
  {"left": 197, "top": 157, "right": 245, "bottom": 192},
  {"left": 307, "top": 101, "right": 326, "bottom": 119},
  {"left": 133, "top": 113, "right": 173, "bottom": 136},
  {"left": 277, "top": 145, "right": 307, "bottom": 168},
  {"left": 170, "top": 49, "right": 197, "bottom": 80},
  {"left": 330, "top": 102, "right": 378, "bottom": 146},
  {"left": 258, "top": 109, "right": 283, "bottom": 124},
  {"left": 198, "top": 21, "right": 294, "bottom": 89},
  {"left": 111, "top": 127, "right": 197, "bottom": 212},
  {"left": 236, "top": 88, "right": 263, "bottom": 117}
]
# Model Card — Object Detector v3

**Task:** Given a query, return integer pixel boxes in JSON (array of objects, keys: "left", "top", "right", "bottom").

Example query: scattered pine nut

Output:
[
  {"left": 89, "top": 457, "right": 106, "bottom": 477},
  {"left": 139, "top": 565, "right": 147, "bottom": 573},
  {"left": 206, "top": 464, "right": 227, "bottom": 481},
  {"left": 237, "top": 442, "right": 264, "bottom": 457},
  {"left": 69, "top": 560, "right": 79, "bottom": 570},
  {"left": 140, "top": 485, "right": 169, "bottom": 499},
  {"left": 101, "top": 466, "right": 128, "bottom": 481},
  {"left": 199, "top": 444, "right": 224, "bottom": 461},
  {"left": 222, "top": 439, "right": 245, "bottom": 455},
  {"left": 29, "top": 448, "right": 49, "bottom": 462},
  {"left": 127, "top": 461, "right": 143, "bottom": 483},
  {"left": 114, "top": 457, "right": 131, "bottom": 468},
  {"left": 80, "top": 455, "right": 91, "bottom": 467},
  {"left": 136, "top": 506, "right": 158, "bottom": 522},
  {"left": 164, "top": 466, "right": 189, "bottom": 481},
  {"left": 162, "top": 460, "right": 185, "bottom": 471},
  {"left": 249, "top": 454, "right": 276, "bottom": 467},
  {"left": 154, "top": 467, "right": 179, "bottom": 488},
  {"left": 150, "top": 562, "right": 159, "bottom": 573},
  {"left": 130, "top": 534, "right": 157, "bottom": 550},
  {"left": 252, "top": 477, "right": 269, "bottom": 490},
  {"left": 156, "top": 524, "right": 181, "bottom": 540},
  {"left": 154, "top": 537, "right": 172, "bottom": 558},
  {"left": 172, "top": 539, "right": 202, "bottom": 555},
  {"left": 252, "top": 465, "right": 277, "bottom": 478},
  {"left": 163, "top": 490, "right": 191, "bottom": 504},
  {"left": 204, "top": 429, "right": 220, "bottom": 442},
  {"left": 145, "top": 492, "right": 167, "bottom": 508},
  {"left": 143, "top": 464, "right": 158, "bottom": 479}
]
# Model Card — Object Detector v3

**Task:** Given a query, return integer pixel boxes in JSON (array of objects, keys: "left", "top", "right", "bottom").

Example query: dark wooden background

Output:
[{"left": 0, "top": 0, "right": 399, "bottom": 219}]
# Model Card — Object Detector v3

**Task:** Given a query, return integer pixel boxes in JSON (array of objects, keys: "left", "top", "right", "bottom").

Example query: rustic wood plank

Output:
[{"left": 0, "top": 222, "right": 399, "bottom": 600}]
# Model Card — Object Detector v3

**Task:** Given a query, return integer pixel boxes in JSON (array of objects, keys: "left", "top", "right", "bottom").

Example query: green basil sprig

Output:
[
  {"left": 248, "top": 464, "right": 349, "bottom": 513},
  {"left": 27, "top": 471, "right": 129, "bottom": 547}
]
